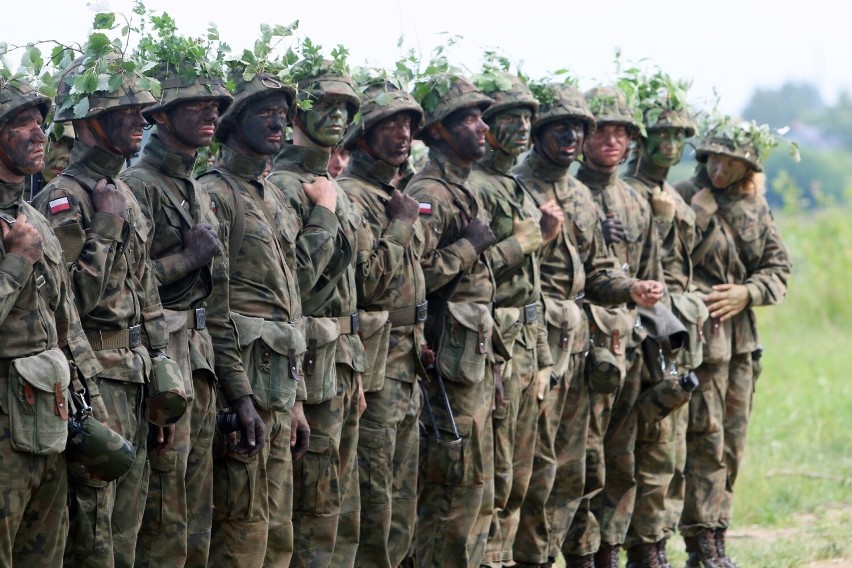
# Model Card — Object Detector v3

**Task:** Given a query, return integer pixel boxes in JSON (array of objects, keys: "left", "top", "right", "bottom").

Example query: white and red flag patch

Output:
[
  {"left": 418, "top": 202, "right": 432, "bottom": 216},
  {"left": 48, "top": 197, "right": 71, "bottom": 215}
]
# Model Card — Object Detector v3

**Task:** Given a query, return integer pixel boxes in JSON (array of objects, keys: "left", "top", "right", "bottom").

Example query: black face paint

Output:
[
  {"left": 237, "top": 93, "right": 289, "bottom": 156},
  {"left": 535, "top": 119, "right": 585, "bottom": 168},
  {"left": 443, "top": 107, "right": 489, "bottom": 163},
  {"left": 0, "top": 106, "right": 47, "bottom": 175},
  {"left": 97, "top": 106, "right": 148, "bottom": 156},
  {"left": 167, "top": 100, "right": 220, "bottom": 149},
  {"left": 365, "top": 111, "right": 413, "bottom": 167}
]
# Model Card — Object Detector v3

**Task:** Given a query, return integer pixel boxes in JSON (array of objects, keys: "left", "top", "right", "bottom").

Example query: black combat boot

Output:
[
  {"left": 714, "top": 529, "right": 737, "bottom": 568},
  {"left": 565, "top": 554, "right": 596, "bottom": 568},
  {"left": 594, "top": 543, "right": 621, "bottom": 568},
  {"left": 683, "top": 530, "right": 721, "bottom": 568},
  {"left": 655, "top": 539, "right": 672, "bottom": 568},
  {"left": 626, "top": 545, "right": 641, "bottom": 568}
]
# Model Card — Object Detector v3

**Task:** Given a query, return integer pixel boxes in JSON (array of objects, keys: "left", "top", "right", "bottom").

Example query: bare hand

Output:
[
  {"left": 385, "top": 189, "right": 419, "bottom": 224},
  {"left": 513, "top": 216, "right": 543, "bottom": 255},
  {"left": 629, "top": 279, "right": 665, "bottom": 307},
  {"left": 231, "top": 395, "right": 266, "bottom": 457},
  {"left": 148, "top": 423, "right": 176, "bottom": 456},
  {"left": 92, "top": 179, "right": 127, "bottom": 218},
  {"left": 704, "top": 283, "right": 750, "bottom": 321},
  {"left": 460, "top": 218, "right": 497, "bottom": 254},
  {"left": 539, "top": 200, "right": 564, "bottom": 244},
  {"left": 2, "top": 214, "right": 43, "bottom": 264},
  {"left": 691, "top": 187, "right": 718, "bottom": 215},
  {"left": 182, "top": 223, "right": 221, "bottom": 269},
  {"left": 601, "top": 212, "right": 625, "bottom": 245},
  {"left": 651, "top": 186, "right": 676, "bottom": 222},
  {"left": 303, "top": 177, "right": 337, "bottom": 212},
  {"left": 290, "top": 401, "right": 310, "bottom": 461},
  {"left": 536, "top": 366, "right": 553, "bottom": 401},
  {"left": 357, "top": 374, "right": 367, "bottom": 418}
]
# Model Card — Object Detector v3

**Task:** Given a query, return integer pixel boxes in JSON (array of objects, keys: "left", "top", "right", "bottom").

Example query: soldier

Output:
[
  {"left": 404, "top": 72, "right": 499, "bottom": 568},
  {"left": 266, "top": 58, "right": 365, "bottom": 567},
  {"left": 466, "top": 71, "right": 555, "bottom": 568},
  {"left": 622, "top": 83, "right": 703, "bottom": 568},
  {"left": 335, "top": 80, "right": 426, "bottom": 568},
  {"left": 675, "top": 121, "right": 791, "bottom": 568},
  {"left": 511, "top": 83, "right": 662, "bottom": 568},
  {"left": 120, "top": 61, "right": 256, "bottom": 567},
  {"left": 31, "top": 54, "right": 170, "bottom": 567},
  {"left": 571, "top": 85, "right": 664, "bottom": 567},
  {"left": 0, "top": 75, "right": 100, "bottom": 567},
  {"left": 196, "top": 70, "right": 306, "bottom": 568},
  {"left": 28, "top": 123, "right": 74, "bottom": 199}
]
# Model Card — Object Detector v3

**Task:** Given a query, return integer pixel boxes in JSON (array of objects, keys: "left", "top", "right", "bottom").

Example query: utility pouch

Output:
[
  {"left": 436, "top": 302, "right": 494, "bottom": 386},
  {"left": 302, "top": 316, "right": 341, "bottom": 404}
]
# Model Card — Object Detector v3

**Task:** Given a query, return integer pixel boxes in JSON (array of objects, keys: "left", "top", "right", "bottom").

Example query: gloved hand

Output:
[
  {"left": 650, "top": 186, "right": 676, "bottom": 222},
  {"left": 536, "top": 366, "right": 553, "bottom": 401},
  {"left": 513, "top": 216, "right": 543, "bottom": 255},
  {"left": 92, "top": 179, "right": 127, "bottom": 218},
  {"left": 601, "top": 212, "right": 625, "bottom": 245},
  {"left": 182, "top": 223, "right": 221, "bottom": 270},
  {"left": 460, "top": 218, "right": 497, "bottom": 254},
  {"left": 385, "top": 189, "right": 420, "bottom": 224}
]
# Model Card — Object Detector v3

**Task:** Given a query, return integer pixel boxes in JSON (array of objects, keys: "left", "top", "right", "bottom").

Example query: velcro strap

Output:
[{"left": 337, "top": 313, "right": 360, "bottom": 335}]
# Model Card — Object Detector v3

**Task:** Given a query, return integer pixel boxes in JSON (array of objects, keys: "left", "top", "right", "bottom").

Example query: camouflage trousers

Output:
[
  {"left": 482, "top": 342, "right": 539, "bottom": 567},
  {"left": 0, "top": 408, "right": 68, "bottom": 566},
  {"left": 135, "top": 372, "right": 216, "bottom": 567},
  {"left": 415, "top": 364, "right": 495, "bottom": 567},
  {"left": 209, "top": 406, "right": 293, "bottom": 568},
  {"left": 65, "top": 379, "right": 149, "bottom": 568},
  {"left": 291, "top": 364, "right": 360, "bottom": 568},
  {"left": 662, "top": 403, "right": 689, "bottom": 539},
  {"left": 355, "top": 376, "right": 421, "bottom": 568},
  {"left": 681, "top": 353, "right": 754, "bottom": 535}
]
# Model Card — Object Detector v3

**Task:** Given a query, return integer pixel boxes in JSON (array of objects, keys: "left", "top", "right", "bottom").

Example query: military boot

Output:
[
  {"left": 684, "top": 530, "right": 721, "bottom": 568},
  {"left": 626, "top": 544, "right": 661, "bottom": 568},
  {"left": 655, "top": 539, "right": 672, "bottom": 568},
  {"left": 594, "top": 543, "right": 621, "bottom": 568},
  {"left": 713, "top": 529, "right": 737, "bottom": 568},
  {"left": 565, "top": 554, "right": 595, "bottom": 568}
]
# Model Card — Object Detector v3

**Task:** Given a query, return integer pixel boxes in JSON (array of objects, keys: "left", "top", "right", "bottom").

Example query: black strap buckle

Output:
[
  {"left": 350, "top": 313, "right": 360, "bottom": 334},
  {"left": 128, "top": 324, "right": 142, "bottom": 348},
  {"left": 523, "top": 303, "right": 538, "bottom": 323},
  {"left": 416, "top": 300, "right": 429, "bottom": 323},
  {"left": 194, "top": 307, "right": 206, "bottom": 330}
]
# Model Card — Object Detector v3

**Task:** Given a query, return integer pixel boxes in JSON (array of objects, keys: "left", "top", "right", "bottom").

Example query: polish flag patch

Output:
[
  {"left": 418, "top": 202, "right": 432, "bottom": 216},
  {"left": 48, "top": 197, "right": 71, "bottom": 215}
]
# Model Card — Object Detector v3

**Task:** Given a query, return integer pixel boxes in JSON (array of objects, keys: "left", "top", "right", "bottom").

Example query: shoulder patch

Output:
[
  {"left": 418, "top": 202, "right": 433, "bottom": 216},
  {"left": 48, "top": 197, "right": 72, "bottom": 215}
]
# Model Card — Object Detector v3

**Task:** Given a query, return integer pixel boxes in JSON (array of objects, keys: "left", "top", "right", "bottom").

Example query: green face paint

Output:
[
  {"left": 646, "top": 128, "right": 686, "bottom": 168},
  {"left": 303, "top": 97, "right": 349, "bottom": 147},
  {"left": 488, "top": 107, "right": 533, "bottom": 155}
]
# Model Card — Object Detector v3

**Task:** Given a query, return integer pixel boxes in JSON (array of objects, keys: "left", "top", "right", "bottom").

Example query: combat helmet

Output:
[
  {"left": 531, "top": 82, "right": 596, "bottom": 136},
  {"left": 342, "top": 81, "right": 424, "bottom": 151},
  {"left": 215, "top": 71, "right": 296, "bottom": 142},
  {"left": 142, "top": 62, "right": 233, "bottom": 120},
  {"left": 0, "top": 78, "right": 52, "bottom": 126},
  {"left": 412, "top": 73, "right": 493, "bottom": 139},
  {"left": 694, "top": 121, "right": 763, "bottom": 172},
  {"left": 584, "top": 86, "right": 640, "bottom": 136},
  {"left": 54, "top": 53, "right": 157, "bottom": 122},
  {"left": 291, "top": 58, "right": 360, "bottom": 121},
  {"left": 645, "top": 107, "right": 696, "bottom": 138},
  {"left": 476, "top": 72, "right": 539, "bottom": 122}
]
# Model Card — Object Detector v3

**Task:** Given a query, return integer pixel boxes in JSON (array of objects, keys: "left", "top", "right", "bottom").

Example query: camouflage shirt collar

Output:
[
  {"left": 67, "top": 141, "right": 126, "bottom": 180},
  {"left": 220, "top": 145, "right": 266, "bottom": 180},
  {"left": 347, "top": 150, "right": 397, "bottom": 190},
  {"left": 629, "top": 156, "right": 669, "bottom": 187},
  {"left": 141, "top": 134, "right": 196, "bottom": 179},
  {"left": 0, "top": 180, "right": 24, "bottom": 209},
  {"left": 275, "top": 144, "right": 329, "bottom": 176},
  {"left": 481, "top": 145, "right": 517, "bottom": 175},
  {"left": 428, "top": 147, "right": 471, "bottom": 185},
  {"left": 576, "top": 163, "right": 618, "bottom": 192},
  {"left": 527, "top": 147, "right": 569, "bottom": 182}
]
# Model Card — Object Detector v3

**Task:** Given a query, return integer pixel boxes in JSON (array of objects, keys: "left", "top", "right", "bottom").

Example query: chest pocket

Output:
[
  {"left": 729, "top": 210, "right": 765, "bottom": 267},
  {"left": 490, "top": 199, "right": 516, "bottom": 243}
]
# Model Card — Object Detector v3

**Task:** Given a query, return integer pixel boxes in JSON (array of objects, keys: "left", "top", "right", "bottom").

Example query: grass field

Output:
[{"left": 557, "top": 208, "right": 852, "bottom": 567}]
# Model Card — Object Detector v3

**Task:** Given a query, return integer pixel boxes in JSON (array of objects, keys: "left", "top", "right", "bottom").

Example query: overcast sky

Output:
[{"left": 3, "top": 0, "right": 847, "bottom": 117}]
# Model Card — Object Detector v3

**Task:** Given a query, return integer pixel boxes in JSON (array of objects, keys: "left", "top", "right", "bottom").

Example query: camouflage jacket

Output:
[
  {"left": 267, "top": 144, "right": 365, "bottom": 373},
  {"left": 0, "top": 182, "right": 100, "bottom": 380},
  {"left": 33, "top": 142, "right": 167, "bottom": 383},
  {"left": 676, "top": 174, "right": 791, "bottom": 352},
  {"left": 121, "top": 134, "right": 218, "bottom": 377},
  {"left": 337, "top": 149, "right": 426, "bottom": 384},
  {"left": 469, "top": 148, "right": 552, "bottom": 368}
]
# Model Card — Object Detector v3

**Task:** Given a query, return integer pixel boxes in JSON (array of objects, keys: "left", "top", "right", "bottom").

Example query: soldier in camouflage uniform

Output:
[
  {"left": 120, "top": 62, "right": 244, "bottom": 567},
  {"left": 0, "top": 76, "right": 100, "bottom": 567},
  {"left": 465, "top": 71, "right": 554, "bottom": 568},
  {"left": 622, "top": 98, "right": 700, "bottom": 568},
  {"left": 197, "top": 70, "right": 305, "bottom": 568},
  {"left": 335, "top": 81, "right": 426, "bottom": 568},
  {"left": 675, "top": 122, "right": 791, "bottom": 568},
  {"left": 571, "top": 85, "right": 664, "bottom": 567},
  {"left": 511, "top": 83, "right": 663, "bottom": 568},
  {"left": 266, "top": 59, "right": 365, "bottom": 568},
  {"left": 403, "top": 73, "right": 500, "bottom": 568},
  {"left": 32, "top": 56, "right": 171, "bottom": 568}
]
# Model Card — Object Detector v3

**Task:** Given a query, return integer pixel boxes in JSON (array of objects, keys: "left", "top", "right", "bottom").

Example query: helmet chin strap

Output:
[
  {"left": 434, "top": 121, "right": 470, "bottom": 162},
  {"left": 88, "top": 117, "right": 129, "bottom": 158},
  {"left": 356, "top": 138, "right": 380, "bottom": 162}
]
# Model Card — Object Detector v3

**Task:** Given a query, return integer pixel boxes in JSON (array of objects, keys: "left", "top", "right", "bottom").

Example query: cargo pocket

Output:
[
  {"left": 671, "top": 292, "right": 710, "bottom": 372},
  {"left": 586, "top": 303, "right": 635, "bottom": 375},
  {"left": 357, "top": 420, "right": 392, "bottom": 507},
  {"left": 8, "top": 348, "right": 70, "bottom": 455},
  {"left": 421, "top": 415, "right": 474, "bottom": 487},
  {"left": 542, "top": 297, "right": 583, "bottom": 379},
  {"left": 436, "top": 302, "right": 494, "bottom": 386},
  {"left": 686, "top": 387, "right": 722, "bottom": 435},
  {"left": 700, "top": 314, "right": 732, "bottom": 365},
  {"left": 357, "top": 310, "right": 391, "bottom": 393},
  {"left": 295, "top": 433, "right": 338, "bottom": 515},
  {"left": 302, "top": 317, "right": 341, "bottom": 405}
]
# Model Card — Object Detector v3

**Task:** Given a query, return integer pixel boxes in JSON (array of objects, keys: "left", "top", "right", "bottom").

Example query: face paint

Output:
[
  {"left": 42, "top": 137, "right": 73, "bottom": 181},
  {"left": 706, "top": 154, "right": 749, "bottom": 189},
  {"left": 237, "top": 93, "right": 290, "bottom": 156},
  {"left": 303, "top": 97, "right": 349, "bottom": 147},
  {"left": 365, "top": 111, "right": 413, "bottom": 167},
  {"left": 96, "top": 106, "right": 148, "bottom": 156},
  {"left": 0, "top": 106, "right": 47, "bottom": 175},
  {"left": 534, "top": 118, "right": 585, "bottom": 168},
  {"left": 167, "top": 99, "right": 220, "bottom": 149},
  {"left": 646, "top": 128, "right": 686, "bottom": 168},
  {"left": 583, "top": 124, "right": 631, "bottom": 171},
  {"left": 442, "top": 107, "right": 489, "bottom": 162},
  {"left": 488, "top": 107, "right": 533, "bottom": 155}
]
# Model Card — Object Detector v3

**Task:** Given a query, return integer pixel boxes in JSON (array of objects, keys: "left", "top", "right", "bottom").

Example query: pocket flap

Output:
[
  {"left": 304, "top": 316, "right": 341, "bottom": 348},
  {"left": 357, "top": 309, "right": 390, "bottom": 340},
  {"left": 671, "top": 292, "right": 710, "bottom": 325},
  {"left": 261, "top": 320, "right": 307, "bottom": 357},
  {"left": 231, "top": 313, "right": 264, "bottom": 347},
  {"left": 11, "top": 348, "right": 71, "bottom": 391},
  {"left": 542, "top": 296, "right": 583, "bottom": 331},
  {"left": 586, "top": 303, "right": 635, "bottom": 337},
  {"left": 446, "top": 301, "right": 494, "bottom": 332},
  {"left": 162, "top": 308, "right": 189, "bottom": 334}
]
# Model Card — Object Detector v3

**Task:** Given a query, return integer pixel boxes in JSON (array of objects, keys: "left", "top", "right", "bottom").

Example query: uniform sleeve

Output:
[
  {"left": 744, "top": 208, "right": 791, "bottom": 307},
  {"left": 51, "top": 251, "right": 102, "bottom": 381},
  {"left": 636, "top": 199, "right": 665, "bottom": 285},
  {"left": 535, "top": 300, "right": 553, "bottom": 368},
  {"left": 0, "top": 252, "right": 33, "bottom": 326},
  {"left": 139, "top": 251, "right": 168, "bottom": 351},
  {"left": 354, "top": 208, "right": 415, "bottom": 305},
  {"left": 584, "top": 221, "right": 635, "bottom": 305}
]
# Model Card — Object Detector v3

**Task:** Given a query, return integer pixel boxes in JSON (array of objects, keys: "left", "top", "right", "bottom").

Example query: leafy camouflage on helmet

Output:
[
  {"left": 146, "top": 354, "right": 188, "bottom": 427},
  {"left": 142, "top": 62, "right": 233, "bottom": 118},
  {"left": 411, "top": 73, "right": 493, "bottom": 138},
  {"left": 584, "top": 85, "right": 641, "bottom": 135},
  {"left": 473, "top": 71, "right": 538, "bottom": 121},
  {"left": 646, "top": 108, "right": 695, "bottom": 137},
  {"left": 215, "top": 71, "right": 296, "bottom": 142},
  {"left": 48, "top": 122, "right": 75, "bottom": 142},
  {"left": 0, "top": 77, "right": 52, "bottom": 126},
  {"left": 291, "top": 57, "right": 360, "bottom": 120},
  {"left": 67, "top": 412, "right": 136, "bottom": 482},
  {"left": 617, "top": 67, "right": 695, "bottom": 137},
  {"left": 529, "top": 82, "right": 595, "bottom": 135},
  {"left": 342, "top": 80, "right": 424, "bottom": 150},
  {"left": 691, "top": 115, "right": 796, "bottom": 172}
]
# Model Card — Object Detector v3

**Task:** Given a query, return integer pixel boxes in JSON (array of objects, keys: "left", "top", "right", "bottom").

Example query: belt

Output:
[
  {"left": 520, "top": 303, "right": 538, "bottom": 324},
  {"left": 337, "top": 313, "right": 360, "bottom": 335},
  {"left": 387, "top": 300, "right": 429, "bottom": 327},
  {"left": 85, "top": 324, "right": 142, "bottom": 350},
  {"left": 184, "top": 307, "right": 206, "bottom": 330}
]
